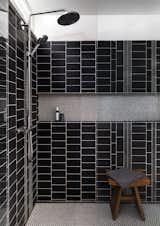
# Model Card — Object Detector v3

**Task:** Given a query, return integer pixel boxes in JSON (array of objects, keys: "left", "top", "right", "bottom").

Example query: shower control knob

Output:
[{"left": 16, "top": 127, "right": 27, "bottom": 134}]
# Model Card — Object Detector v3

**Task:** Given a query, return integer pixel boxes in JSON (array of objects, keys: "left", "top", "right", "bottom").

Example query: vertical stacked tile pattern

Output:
[
  {"left": 116, "top": 42, "right": 124, "bottom": 92},
  {"left": 96, "top": 122, "right": 125, "bottom": 201},
  {"left": 67, "top": 42, "right": 80, "bottom": 92},
  {"left": 0, "top": 26, "right": 7, "bottom": 226},
  {"left": 81, "top": 41, "right": 96, "bottom": 92},
  {"left": 37, "top": 121, "right": 126, "bottom": 202},
  {"left": 82, "top": 123, "right": 96, "bottom": 201},
  {"left": 37, "top": 121, "right": 160, "bottom": 203},
  {"left": 130, "top": 122, "right": 153, "bottom": 201},
  {"left": 155, "top": 122, "right": 160, "bottom": 202},
  {"left": 131, "top": 41, "right": 152, "bottom": 92},
  {"left": 37, "top": 123, "right": 51, "bottom": 201},
  {"left": 37, "top": 42, "right": 51, "bottom": 92},
  {"left": 37, "top": 41, "right": 126, "bottom": 94},
  {"left": 52, "top": 122, "right": 66, "bottom": 201},
  {"left": 156, "top": 41, "right": 160, "bottom": 92},
  {"left": 96, "top": 41, "right": 111, "bottom": 92},
  {"left": 37, "top": 40, "right": 160, "bottom": 94},
  {"left": 67, "top": 123, "right": 80, "bottom": 201},
  {"left": 52, "top": 42, "right": 65, "bottom": 92},
  {"left": 96, "top": 122, "right": 111, "bottom": 201}
]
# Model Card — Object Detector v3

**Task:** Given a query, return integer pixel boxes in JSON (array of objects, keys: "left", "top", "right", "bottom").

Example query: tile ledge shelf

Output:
[{"left": 38, "top": 120, "right": 160, "bottom": 123}]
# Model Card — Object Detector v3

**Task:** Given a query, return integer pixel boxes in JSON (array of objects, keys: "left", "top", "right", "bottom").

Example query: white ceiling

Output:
[
  {"left": 26, "top": 0, "right": 160, "bottom": 15},
  {"left": 11, "top": 0, "right": 160, "bottom": 40}
]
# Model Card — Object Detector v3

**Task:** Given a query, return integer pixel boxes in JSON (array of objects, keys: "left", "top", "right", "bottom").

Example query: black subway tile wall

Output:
[
  {"left": 38, "top": 121, "right": 160, "bottom": 203},
  {"left": 31, "top": 34, "right": 38, "bottom": 205},
  {"left": 81, "top": 42, "right": 96, "bottom": 92},
  {"left": 0, "top": 29, "right": 7, "bottom": 225},
  {"left": 67, "top": 42, "right": 80, "bottom": 92},
  {"left": 16, "top": 13, "right": 25, "bottom": 226},
  {"left": 82, "top": 123, "right": 95, "bottom": 201},
  {"left": 52, "top": 122, "right": 66, "bottom": 200},
  {"left": 38, "top": 123, "right": 51, "bottom": 201},
  {"left": 131, "top": 123, "right": 152, "bottom": 201},
  {"left": 7, "top": 3, "right": 38, "bottom": 226},
  {"left": 8, "top": 5, "right": 19, "bottom": 225},
  {"left": 37, "top": 41, "right": 160, "bottom": 94},
  {"left": 156, "top": 41, "right": 160, "bottom": 92},
  {"left": 155, "top": 123, "right": 160, "bottom": 202},
  {"left": 67, "top": 123, "right": 80, "bottom": 200},
  {"left": 52, "top": 42, "right": 66, "bottom": 92},
  {"left": 131, "top": 41, "right": 152, "bottom": 92},
  {"left": 37, "top": 42, "right": 51, "bottom": 93}
]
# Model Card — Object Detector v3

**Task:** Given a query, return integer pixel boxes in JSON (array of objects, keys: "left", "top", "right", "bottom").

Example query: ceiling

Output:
[
  {"left": 26, "top": 0, "right": 160, "bottom": 15},
  {"left": 11, "top": 0, "right": 160, "bottom": 41}
]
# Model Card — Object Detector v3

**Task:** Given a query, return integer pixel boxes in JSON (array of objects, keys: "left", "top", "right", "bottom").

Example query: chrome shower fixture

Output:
[
  {"left": 31, "top": 9, "right": 80, "bottom": 26},
  {"left": 30, "top": 35, "right": 48, "bottom": 57}
]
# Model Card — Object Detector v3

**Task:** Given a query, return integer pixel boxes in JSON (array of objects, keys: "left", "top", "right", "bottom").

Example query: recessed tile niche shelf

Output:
[{"left": 37, "top": 40, "right": 160, "bottom": 94}]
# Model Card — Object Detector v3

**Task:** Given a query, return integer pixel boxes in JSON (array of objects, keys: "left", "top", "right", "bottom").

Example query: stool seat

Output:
[
  {"left": 107, "top": 176, "right": 150, "bottom": 188},
  {"left": 106, "top": 171, "right": 150, "bottom": 221}
]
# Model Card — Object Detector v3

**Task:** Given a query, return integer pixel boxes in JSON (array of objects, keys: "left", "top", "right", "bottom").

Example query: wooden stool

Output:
[{"left": 106, "top": 172, "right": 150, "bottom": 221}]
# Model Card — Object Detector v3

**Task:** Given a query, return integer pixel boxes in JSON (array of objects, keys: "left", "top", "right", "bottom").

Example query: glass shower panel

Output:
[{"left": 0, "top": 0, "right": 8, "bottom": 225}]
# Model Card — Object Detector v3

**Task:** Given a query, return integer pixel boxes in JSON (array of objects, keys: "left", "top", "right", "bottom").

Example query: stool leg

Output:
[
  {"left": 111, "top": 187, "right": 122, "bottom": 220},
  {"left": 133, "top": 187, "right": 145, "bottom": 221},
  {"left": 110, "top": 188, "right": 117, "bottom": 214}
]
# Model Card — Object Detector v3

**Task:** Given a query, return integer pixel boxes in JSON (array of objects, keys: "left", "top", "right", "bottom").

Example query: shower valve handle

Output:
[{"left": 16, "top": 126, "right": 27, "bottom": 134}]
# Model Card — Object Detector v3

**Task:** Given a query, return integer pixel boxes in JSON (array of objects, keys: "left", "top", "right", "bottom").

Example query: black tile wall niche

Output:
[
  {"left": 37, "top": 41, "right": 160, "bottom": 94},
  {"left": 7, "top": 3, "right": 38, "bottom": 226},
  {"left": 37, "top": 121, "right": 160, "bottom": 203},
  {"left": 0, "top": 28, "right": 7, "bottom": 225}
]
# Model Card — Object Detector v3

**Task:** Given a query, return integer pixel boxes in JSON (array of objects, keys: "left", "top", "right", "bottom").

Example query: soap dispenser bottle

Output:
[{"left": 55, "top": 106, "right": 60, "bottom": 121}]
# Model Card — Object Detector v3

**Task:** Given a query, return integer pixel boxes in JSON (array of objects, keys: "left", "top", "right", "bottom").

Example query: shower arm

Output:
[{"left": 31, "top": 9, "right": 66, "bottom": 16}]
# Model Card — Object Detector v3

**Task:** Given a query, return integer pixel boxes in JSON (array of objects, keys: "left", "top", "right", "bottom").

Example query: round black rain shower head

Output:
[
  {"left": 37, "top": 35, "right": 48, "bottom": 45},
  {"left": 58, "top": 11, "right": 80, "bottom": 26}
]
